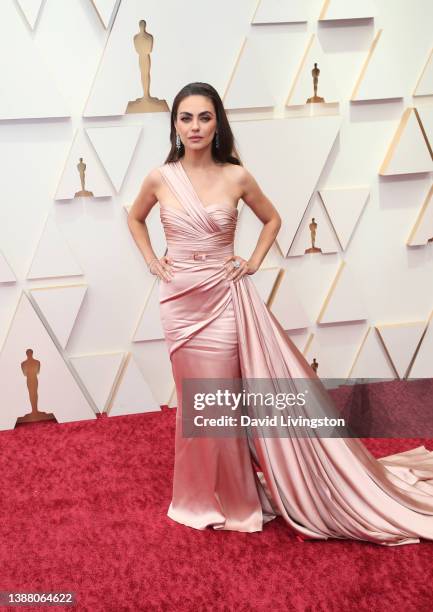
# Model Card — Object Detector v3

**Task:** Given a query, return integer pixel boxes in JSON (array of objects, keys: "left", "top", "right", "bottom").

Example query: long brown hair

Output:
[{"left": 164, "top": 82, "right": 242, "bottom": 166}]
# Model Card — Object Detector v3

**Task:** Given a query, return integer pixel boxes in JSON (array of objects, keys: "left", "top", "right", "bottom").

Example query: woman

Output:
[{"left": 128, "top": 82, "right": 433, "bottom": 545}]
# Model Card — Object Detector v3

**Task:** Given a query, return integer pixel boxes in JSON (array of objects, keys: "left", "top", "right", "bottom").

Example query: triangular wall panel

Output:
[
  {"left": 70, "top": 352, "right": 125, "bottom": 412},
  {"left": 416, "top": 105, "right": 433, "bottom": 150},
  {"left": 319, "top": 0, "right": 376, "bottom": 20},
  {"left": 15, "top": 0, "right": 44, "bottom": 29},
  {"left": 286, "top": 34, "right": 340, "bottom": 106},
  {"left": 348, "top": 327, "right": 396, "bottom": 379},
  {"left": 0, "top": 2, "right": 69, "bottom": 119},
  {"left": 317, "top": 261, "right": 368, "bottom": 324},
  {"left": 30, "top": 285, "right": 87, "bottom": 349},
  {"left": 231, "top": 116, "right": 341, "bottom": 257},
  {"left": 289, "top": 193, "right": 340, "bottom": 257},
  {"left": 379, "top": 108, "right": 433, "bottom": 176},
  {"left": 269, "top": 270, "right": 310, "bottom": 330},
  {"left": 288, "top": 330, "right": 311, "bottom": 355},
  {"left": 133, "top": 279, "right": 165, "bottom": 342},
  {"left": 408, "top": 311, "right": 433, "bottom": 378},
  {"left": 55, "top": 130, "right": 113, "bottom": 200},
  {"left": 0, "top": 251, "right": 17, "bottom": 283},
  {"left": 108, "top": 353, "right": 160, "bottom": 416},
  {"left": 319, "top": 187, "right": 369, "bottom": 250},
  {"left": 407, "top": 184, "right": 433, "bottom": 246},
  {"left": 414, "top": 48, "right": 433, "bottom": 96},
  {"left": 90, "top": 0, "right": 119, "bottom": 29},
  {"left": 304, "top": 323, "right": 367, "bottom": 379},
  {"left": 26, "top": 216, "right": 83, "bottom": 280},
  {"left": 376, "top": 322, "right": 426, "bottom": 379},
  {"left": 0, "top": 292, "right": 96, "bottom": 430},
  {"left": 252, "top": 0, "right": 308, "bottom": 24},
  {"left": 86, "top": 125, "right": 142, "bottom": 193},
  {"left": 251, "top": 268, "right": 280, "bottom": 304},
  {"left": 224, "top": 37, "right": 275, "bottom": 110},
  {"left": 351, "top": 29, "right": 413, "bottom": 101}
]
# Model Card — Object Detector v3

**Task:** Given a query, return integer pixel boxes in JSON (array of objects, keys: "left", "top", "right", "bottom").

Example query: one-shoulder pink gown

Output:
[{"left": 157, "top": 160, "right": 433, "bottom": 546}]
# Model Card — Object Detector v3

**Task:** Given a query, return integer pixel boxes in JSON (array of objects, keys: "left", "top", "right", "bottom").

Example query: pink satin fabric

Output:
[{"left": 158, "top": 160, "right": 433, "bottom": 545}]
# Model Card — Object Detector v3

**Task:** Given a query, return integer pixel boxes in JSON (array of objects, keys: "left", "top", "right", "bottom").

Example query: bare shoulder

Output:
[
  {"left": 225, "top": 163, "right": 261, "bottom": 194},
  {"left": 228, "top": 163, "right": 258, "bottom": 183},
  {"left": 222, "top": 163, "right": 248, "bottom": 182},
  {"left": 148, "top": 166, "right": 164, "bottom": 186},
  {"left": 221, "top": 163, "right": 252, "bottom": 194},
  {"left": 139, "top": 166, "right": 165, "bottom": 197}
]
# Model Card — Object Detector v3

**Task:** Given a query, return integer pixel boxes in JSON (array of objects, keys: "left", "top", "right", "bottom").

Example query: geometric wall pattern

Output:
[
  {"left": 252, "top": 0, "right": 308, "bottom": 25},
  {"left": 1, "top": 0, "right": 432, "bottom": 428},
  {"left": 376, "top": 321, "right": 426, "bottom": 379},
  {"left": 107, "top": 353, "right": 160, "bottom": 417},
  {"left": 348, "top": 327, "right": 396, "bottom": 380},
  {"left": 319, "top": 0, "right": 376, "bottom": 21},
  {"left": 224, "top": 37, "right": 277, "bottom": 110},
  {"left": 253, "top": 268, "right": 281, "bottom": 305},
  {"left": 289, "top": 192, "right": 340, "bottom": 257},
  {"left": 1, "top": 1, "right": 69, "bottom": 119},
  {"left": 317, "top": 261, "right": 368, "bottom": 325},
  {"left": 30, "top": 284, "right": 88, "bottom": 349},
  {"left": 417, "top": 105, "right": 433, "bottom": 148},
  {"left": 15, "top": 0, "right": 45, "bottom": 30},
  {"left": 55, "top": 130, "right": 114, "bottom": 200},
  {"left": 0, "top": 292, "right": 96, "bottom": 430},
  {"left": 231, "top": 116, "right": 342, "bottom": 256},
  {"left": 379, "top": 108, "right": 433, "bottom": 176},
  {"left": 286, "top": 34, "right": 341, "bottom": 106},
  {"left": 414, "top": 48, "right": 433, "bottom": 96},
  {"left": 319, "top": 187, "right": 369, "bottom": 250},
  {"left": 90, "top": 0, "right": 120, "bottom": 29},
  {"left": 26, "top": 216, "right": 84, "bottom": 281},
  {"left": 70, "top": 351, "right": 125, "bottom": 413},
  {"left": 83, "top": 0, "right": 256, "bottom": 118},
  {"left": 0, "top": 251, "right": 17, "bottom": 283},
  {"left": 304, "top": 322, "right": 367, "bottom": 379},
  {"left": 407, "top": 183, "right": 433, "bottom": 246},
  {"left": 269, "top": 269, "right": 310, "bottom": 330},
  {"left": 225, "top": 28, "right": 311, "bottom": 111},
  {"left": 133, "top": 279, "right": 165, "bottom": 342},
  {"left": 351, "top": 29, "right": 405, "bottom": 101},
  {"left": 407, "top": 310, "right": 433, "bottom": 379},
  {"left": 86, "top": 125, "right": 142, "bottom": 193}
]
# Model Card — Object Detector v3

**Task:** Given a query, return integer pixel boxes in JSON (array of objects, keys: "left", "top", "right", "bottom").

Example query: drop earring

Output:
[
  {"left": 176, "top": 133, "right": 181, "bottom": 151},
  {"left": 215, "top": 131, "right": 219, "bottom": 149}
]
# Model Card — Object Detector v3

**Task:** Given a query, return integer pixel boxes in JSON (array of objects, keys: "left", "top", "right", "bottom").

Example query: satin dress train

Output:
[{"left": 157, "top": 160, "right": 433, "bottom": 546}]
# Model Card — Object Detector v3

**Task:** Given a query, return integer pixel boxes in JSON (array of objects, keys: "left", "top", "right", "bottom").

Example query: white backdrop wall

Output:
[{"left": 0, "top": 0, "right": 432, "bottom": 428}]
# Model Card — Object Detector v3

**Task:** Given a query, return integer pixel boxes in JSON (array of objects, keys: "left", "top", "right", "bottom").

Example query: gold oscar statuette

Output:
[
  {"left": 305, "top": 218, "right": 322, "bottom": 254},
  {"left": 306, "top": 63, "right": 325, "bottom": 104},
  {"left": 310, "top": 358, "right": 319, "bottom": 374},
  {"left": 126, "top": 20, "right": 169, "bottom": 114},
  {"left": 74, "top": 157, "right": 94, "bottom": 198},
  {"left": 16, "top": 349, "right": 56, "bottom": 424}
]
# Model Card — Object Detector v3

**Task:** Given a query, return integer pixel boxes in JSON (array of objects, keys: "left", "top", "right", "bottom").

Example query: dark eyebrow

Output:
[{"left": 179, "top": 111, "right": 214, "bottom": 117}]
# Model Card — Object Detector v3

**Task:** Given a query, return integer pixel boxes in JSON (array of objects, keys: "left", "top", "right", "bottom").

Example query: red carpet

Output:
[{"left": 0, "top": 409, "right": 432, "bottom": 611}]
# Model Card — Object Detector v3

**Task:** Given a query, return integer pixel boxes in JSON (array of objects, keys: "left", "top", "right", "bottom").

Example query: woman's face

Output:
[{"left": 174, "top": 95, "right": 217, "bottom": 152}]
